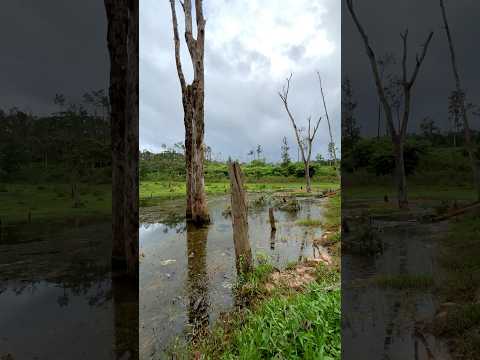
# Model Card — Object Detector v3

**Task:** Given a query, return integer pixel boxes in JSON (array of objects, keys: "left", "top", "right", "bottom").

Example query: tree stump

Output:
[
  {"left": 269, "top": 207, "right": 276, "bottom": 231},
  {"left": 228, "top": 161, "right": 253, "bottom": 274}
]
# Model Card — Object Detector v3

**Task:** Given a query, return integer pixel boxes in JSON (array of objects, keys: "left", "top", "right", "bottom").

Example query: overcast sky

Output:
[
  {"left": 140, "top": 0, "right": 341, "bottom": 162},
  {"left": 342, "top": 0, "right": 480, "bottom": 136},
  {"left": 0, "top": 1, "right": 109, "bottom": 115}
]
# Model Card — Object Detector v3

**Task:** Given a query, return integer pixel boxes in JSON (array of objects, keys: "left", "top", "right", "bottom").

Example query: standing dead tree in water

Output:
[
  {"left": 440, "top": 0, "right": 480, "bottom": 201},
  {"left": 346, "top": 0, "right": 433, "bottom": 208},
  {"left": 170, "top": 0, "right": 210, "bottom": 225},
  {"left": 228, "top": 161, "right": 253, "bottom": 274},
  {"left": 169, "top": 0, "right": 210, "bottom": 225},
  {"left": 317, "top": 72, "right": 339, "bottom": 177},
  {"left": 279, "top": 73, "right": 321, "bottom": 193},
  {"left": 105, "top": 0, "right": 139, "bottom": 277}
]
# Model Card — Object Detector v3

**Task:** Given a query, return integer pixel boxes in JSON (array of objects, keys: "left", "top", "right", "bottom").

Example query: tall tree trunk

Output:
[
  {"left": 440, "top": 0, "right": 480, "bottom": 200},
  {"left": 305, "top": 159, "right": 311, "bottom": 193},
  {"left": 105, "top": 0, "right": 128, "bottom": 269},
  {"left": 169, "top": 0, "right": 209, "bottom": 225},
  {"left": 124, "top": 0, "right": 139, "bottom": 278},
  {"left": 183, "top": 87, "right": 194, "bottom": 220},
  {"left": 192, "top": 81, "right": 210, "bottom": 225},
  {"left": 393, "top": 139, "right": 408, "bottom": 208}
]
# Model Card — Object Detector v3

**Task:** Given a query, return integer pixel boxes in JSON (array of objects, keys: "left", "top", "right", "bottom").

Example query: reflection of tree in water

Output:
[
  {"left": 112, "top": 273, "right": 138, "bottom": 360},
  {"left": 186, "top": 223, "right": 210, "bottom": 343},
  {"left": 142, "top": 211, "right": 187, "bottom": 234}
]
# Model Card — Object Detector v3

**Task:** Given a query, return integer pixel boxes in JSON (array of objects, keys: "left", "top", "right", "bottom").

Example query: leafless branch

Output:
[{"left": 169, "top": 0, "right": 186, "bottom": 92}]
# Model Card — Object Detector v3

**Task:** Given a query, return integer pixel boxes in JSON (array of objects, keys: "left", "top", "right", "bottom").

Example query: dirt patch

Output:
[{"left": 264, "top": 258, "right": 330, "bottom": 293}]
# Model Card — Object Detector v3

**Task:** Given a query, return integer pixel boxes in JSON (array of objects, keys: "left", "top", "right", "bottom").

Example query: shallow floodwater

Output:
[
  {"left": 0, "top": 220, "right": 137, "bottom": 359},
  {"left": 139, "top": 195, "right": 327, "bottom": 358},
  {"left": 342, "top": 217, "right": 451, "bottom": 360}
]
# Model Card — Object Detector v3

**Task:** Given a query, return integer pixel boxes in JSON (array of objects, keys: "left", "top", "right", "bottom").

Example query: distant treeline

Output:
[
  {"left": 0, "top": 91, "right": 111, "bottom": 183},
  {"left": 139, "top": 149, "right": 337, "bottom": 182},
  {"left": 342, "top": 130, "right": 480, "bottom": 186}
]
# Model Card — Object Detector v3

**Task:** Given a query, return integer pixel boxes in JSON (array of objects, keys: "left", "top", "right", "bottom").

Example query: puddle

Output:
[
  {"left": 342, "top": 218, "right": 451, "bottom": 360},
  {"left": 139, "top": 194, "right": 327, "bottom": 358},
  {"left": 0, "top": 221, "right": 137, "bottom": 360}
]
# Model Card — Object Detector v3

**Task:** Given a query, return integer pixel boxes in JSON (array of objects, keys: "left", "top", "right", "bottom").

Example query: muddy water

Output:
[
  {"left": 0, "top": 221, "right": 137, "bottom": 360},
  {"left": 139, "top": 195, "right": 327, "bottom": 358},
  {"left": 342, "top": 219, "right": 451, "bottom": 360}
]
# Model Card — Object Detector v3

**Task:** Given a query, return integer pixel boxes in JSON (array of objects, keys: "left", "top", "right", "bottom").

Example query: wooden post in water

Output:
[
  {"left": 268, "top": 207, "right": 276, "bottom": 231},
  {"left": 228, "top": 161, "right": 253, "bottom": 274}
]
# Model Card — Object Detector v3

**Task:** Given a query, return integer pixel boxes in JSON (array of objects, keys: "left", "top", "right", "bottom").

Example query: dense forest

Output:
[{"left": 0, "top": 91, "right": 111, "bottom": 184}]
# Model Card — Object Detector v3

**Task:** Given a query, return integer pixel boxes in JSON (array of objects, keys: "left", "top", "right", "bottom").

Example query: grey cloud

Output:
[
  {"left": 1, "top": 1, "right": 109, "bottom": 115},
  {"left": 285, "top": 45, "right": 306, "bottom": 62},
  {"left": 140, "top": 0, "right": 340, "bottom": 162}
]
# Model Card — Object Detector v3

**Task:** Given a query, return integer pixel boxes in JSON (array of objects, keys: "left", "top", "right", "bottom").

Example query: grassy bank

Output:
[
  {"left": 343, "top": 183, "right": 476, "bottom": 202},
  {"left": 186, "top": 263, "right": 340, "bottom": 360},
  {"left": 140, "top": 180, "right": 339, "bottom": 201},
  {"left": 432, "top": 214, "right": 480, "bottom": 359},
  {"left": 0, "top": 183, "right": 111, "bottom": 224}
]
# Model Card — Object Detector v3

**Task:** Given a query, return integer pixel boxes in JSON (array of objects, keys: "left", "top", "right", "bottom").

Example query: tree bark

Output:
[
  {"left": 305, "top": 159, "right": 311, "bottom": 193},
  {"left": 183, "top": 86, "right": 194, "bottom": 219},
  {"left": 393, "top": 139, "right": 408, "bottom": 207},
  {"left": 440, "top": 0, "right": 480, "bottom": 200},
  {"left": 268, "top": 207, "right": 276, "bottom": 231},
  {"left": 228, "top": 162, "right": 253, "bottom": 274},
  {"left": 105, "top": 0, "right": 128, "bottom": 269},
  {"left": 124, "top": 0, "right": 139, "bottom": 278},
  {"left": 169, "top": 0, "right": 210, "bottom": 224}
]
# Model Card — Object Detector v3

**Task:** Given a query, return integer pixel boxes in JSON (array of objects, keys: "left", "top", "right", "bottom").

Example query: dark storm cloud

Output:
[
  {"left": 342, "top": 0, "right": 480, "bottom": 136},
  {"left": 1, "top": 1, "right": 109, "bottom": 115}
]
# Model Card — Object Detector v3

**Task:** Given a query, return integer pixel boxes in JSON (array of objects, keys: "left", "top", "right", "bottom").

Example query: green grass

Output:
[
  {"left": 343, "top": 183, "right": 476, "bottom": 202},
  {"left": 197, "top": 263, "right": 341, "bottom": 360},
  {"left": 373, "top": 274, "right": 433, "bottom": 290},
  {"left": 296, "top": 219, "right": 323, "bottom": 227},
  {"left": 431, "top": 214, "right": 480, "bottom": 359},
  {"left": 140, "top": 180, "right": 339, "bottom": 201},
  {"left": 217, "top": 282, "right": 340, "bottom": 360},
  {"left": 0, "top": 183, "right": 111, "bottom": 224},
  {"left": 323, "top": 193, "right": 341, "bottom": 230}
]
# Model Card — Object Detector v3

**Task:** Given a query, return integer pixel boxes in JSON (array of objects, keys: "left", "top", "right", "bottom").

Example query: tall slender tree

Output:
[
  {"left": 346, "top": 0, "right": 433, "bottom": 208},
  {"left": 279, "top": 74, "right": 321, "bottom": 193},
  {"left": 281, "top": 136, "right": 291, "bottom": 166},
  {"left": 317, "top": 72, "right": 338, "bottom": 176},
  {"left": 439, "top": 0, "right": 480, "bottom": 200},
  {"left": 169, "top": 0, "right": 210, "bottom": 225}
]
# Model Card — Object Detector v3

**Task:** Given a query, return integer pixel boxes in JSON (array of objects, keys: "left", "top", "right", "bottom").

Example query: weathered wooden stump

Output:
[
  {"left": 228, "top": 161, "right": 253, "bottom": 274},
  {"left": 268, "top": 207, "right": 276, "bottom": 231}
]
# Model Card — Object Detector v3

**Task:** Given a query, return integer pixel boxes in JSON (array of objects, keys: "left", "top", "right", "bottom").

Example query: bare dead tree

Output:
[
  {"left": 279, "top": 74, "right": 321, "bottom": 193},
  {"left": 105, "top": 0, "right": 138, "bottom": 278},
  {"left": 169, "top": 0, "right": 210, "bottom": 225},
  {"left": 124, "top": 0, "right": 139, "bottom": 277},
  {"left": 346, "top": 0, "right": 433, "bottom": 208},
  {"left": 105, "top": 0, "right": 128, "bottom": 271},
  {"left": 317, "top": 72, "right": 339, "bottom": 176},
  {"left": 439, "top": 0, "right": 480, "bottom": 201}
]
